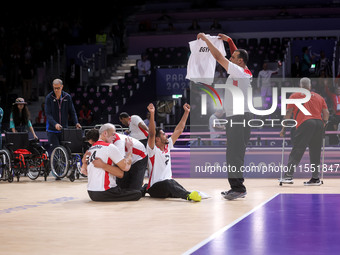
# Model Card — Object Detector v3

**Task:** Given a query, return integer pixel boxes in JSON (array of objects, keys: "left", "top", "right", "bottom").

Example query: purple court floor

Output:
[{"left": 187, "top": 194, "right": 340, "bottom": 255}]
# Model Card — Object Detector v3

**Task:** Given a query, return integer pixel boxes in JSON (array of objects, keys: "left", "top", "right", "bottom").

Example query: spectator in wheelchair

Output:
[
  {"left": 81, "top": 124, "right": 142, "bottom": 202},
  {"left": 10, "top": 97, "right": 38, "bottom": 139}
]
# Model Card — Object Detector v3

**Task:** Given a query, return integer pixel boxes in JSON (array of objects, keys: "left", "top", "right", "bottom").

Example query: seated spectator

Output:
[
  {"left": 143, "top": 112, "right": 156, "bottom": 127},
  {"left": 210, "top": 19, "right": 222, "bottom": 31},
  {"left": 79, "top": 104, "right": 93, "bottom": 126},
  {"left": 137, "top": 53, "right": 151, "bottom": 78},
  {"left": 188, "top": 19, "right": 201, "bottom": 31}
]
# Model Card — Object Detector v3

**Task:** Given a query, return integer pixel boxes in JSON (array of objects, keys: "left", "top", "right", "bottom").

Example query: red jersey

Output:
[{"left": 287, "top": 91, "right": 328, "bottom": 129}]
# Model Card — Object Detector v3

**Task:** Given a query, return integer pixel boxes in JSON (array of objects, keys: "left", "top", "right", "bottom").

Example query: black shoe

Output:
[
  {"left": 222, "top": 190, "right": 247, "bottom": 200},
  {"left": 140, "top": 183, "right": 148, "bottom": 197},
  {"left": 304, "top": 178, "right": 322, "bottom": 186},
  {"left": 55, "top": 177, "right": 61, "bottom": 181}
]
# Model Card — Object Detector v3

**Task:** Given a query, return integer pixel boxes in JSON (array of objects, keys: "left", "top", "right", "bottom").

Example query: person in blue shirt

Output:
[
  {"left": 45, "top": 79, "right": 81, "bottom": 152},
  {"left": 10, "top": 97, "right": 38, "bottom": 139}
]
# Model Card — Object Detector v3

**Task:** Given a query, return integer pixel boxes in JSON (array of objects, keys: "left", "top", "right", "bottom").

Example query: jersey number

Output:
[
  {"left": 89, "top": 151, "right": 96, "bottom": 163},
  {"left": 165, "top": 155, "right": 170, "bottom": 165}
]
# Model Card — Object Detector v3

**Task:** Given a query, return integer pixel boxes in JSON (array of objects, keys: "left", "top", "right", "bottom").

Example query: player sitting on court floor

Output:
[{"left": 145, "top": 103, "right": 201, "bottom": 202}]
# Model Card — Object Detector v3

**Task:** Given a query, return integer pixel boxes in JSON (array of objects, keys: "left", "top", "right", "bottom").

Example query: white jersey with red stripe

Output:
[
  {"left": 224, "top": 62, "right": 253, "bottom": 117},
  {"left": 129, "top": 115, "right": 148, "bottom": 140},
  {"left": 112, "top": 133, "right": 147, "bottom": 164},
  {"left": 87, "top": 140, "right": 124, "bottom": 191},
  {"left": 186, "top": 35, "right": 226, "bottom": 85},
  {"left": 146, "top": 137, "right": 174, "bottom": 189}
]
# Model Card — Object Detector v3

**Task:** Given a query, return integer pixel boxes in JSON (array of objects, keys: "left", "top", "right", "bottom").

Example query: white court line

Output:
[{"left": 182, "top": 193, "right": 280, "bottom": 255}]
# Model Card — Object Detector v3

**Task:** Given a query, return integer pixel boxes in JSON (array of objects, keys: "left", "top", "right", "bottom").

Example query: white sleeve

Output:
[
  {"left": 227, "top": 62, "right": 252, "bottom": 79},
  {"left": 131, "top": 115, "right": 143, "bottom": 126},
  {"left": 114, "top": 139, "right": 126, "bottom": 156},
  {"left": 108, "top": 144, "right": 125, "bottom": 164},
  {"left": 146, "top": 143, "right": 155, "bottom": 157}
]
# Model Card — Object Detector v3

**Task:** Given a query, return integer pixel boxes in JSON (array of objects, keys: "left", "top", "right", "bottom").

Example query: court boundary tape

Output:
[{"left": 182, "top": 193, "right": 280, "bottom": 255}]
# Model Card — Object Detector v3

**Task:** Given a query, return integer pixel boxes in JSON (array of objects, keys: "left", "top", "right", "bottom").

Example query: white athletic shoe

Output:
[{"left": 279, "top": 178, "right": 294, "bottom": 184}]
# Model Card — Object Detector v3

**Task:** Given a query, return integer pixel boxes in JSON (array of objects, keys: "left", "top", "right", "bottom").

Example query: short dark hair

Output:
[
  {"left": 155, "top": 127, "right": 162, "bottom": 137},
  {"left": 119, "top": 112, "right": 129, "bottom": 119},
  {"left": 85, "top": 129, "right": 99, "bottom": 142},
  {"left": 235, "top": 49, "right": 248, "bottom": 65}
]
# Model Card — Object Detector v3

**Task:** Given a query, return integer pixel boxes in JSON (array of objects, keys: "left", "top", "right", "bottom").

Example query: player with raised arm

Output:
[{"left": 146, "top": 103, "right": 201, "bottom": 202}]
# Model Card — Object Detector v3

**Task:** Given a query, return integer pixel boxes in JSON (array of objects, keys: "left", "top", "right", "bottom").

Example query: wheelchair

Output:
[
  {"left": 50, "top": 128, "right": 88, "bottom": 182},
  {"left": 0, "top": 132, "right": 50, "bottom": 182}
]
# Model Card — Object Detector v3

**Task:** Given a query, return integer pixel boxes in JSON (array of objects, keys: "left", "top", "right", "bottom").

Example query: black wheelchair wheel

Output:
[
  {"left": 26, "top": 158, "right": 42, "bottom": 180},
  {"left": 51, "top": 146, "right": 70, "bottom": 178},
  {"left": 0, "top": 149, "right": 13, "bottom": 182}
]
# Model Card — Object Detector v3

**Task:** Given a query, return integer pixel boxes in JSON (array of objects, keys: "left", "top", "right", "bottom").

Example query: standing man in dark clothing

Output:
[
  {"left": 45, "top": 79, "right": 81, "bottom": 153},
  {"left": 280, "top": 77, "right": 329, "bottom": 185},
  {"left": 197, "top": 33, "right": 252, "bottom": 200}
]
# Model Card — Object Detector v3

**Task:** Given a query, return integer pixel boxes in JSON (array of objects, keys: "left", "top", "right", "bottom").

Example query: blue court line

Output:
[
  {"left": 183, "top": 193, "right": 279, "bottom": 255},
  {"left": 0, "top": 197, "right": 79, "bottom": 215}
]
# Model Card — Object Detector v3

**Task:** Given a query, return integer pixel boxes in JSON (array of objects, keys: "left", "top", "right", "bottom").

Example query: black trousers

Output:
[
  {"left": 139, "top": 139, "right": 148, "bottom": 147},
  {"left": 116, "top": 157, "right": 148, "bottom": 190},
  {"left": 225, "top": 114, "right": 252, "bottom": 193},
  {"left": 88, "top": 186, "right": 142, "bottom": 202},
  {"left": 47, "top": 131, "right": 61, "bottom": 155},
  {"left": 147, "top": 179, "right": 190, "bottom": 200},
  {"left": 286, "top": 119, "right": 324, "bottom": 179}
]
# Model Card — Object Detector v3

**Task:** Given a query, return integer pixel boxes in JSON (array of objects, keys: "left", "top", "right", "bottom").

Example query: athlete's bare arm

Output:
[
  {"left": 116, "top": 137, "right": 133, "bottom": 171},
  {"left": 147, "top": 103, "right": 156, "bottom": 150},
  {"left": 92, "top": 158, "right": 124, "bottom": 178},
  {"left": 80, "top": 150, "right": 124, "bottom": 178},
  {"left": 171, "top": 103, "right": 190, "bottom": 144},
  {"left": 322, "top": 108, "right": 329, "bottom": 126}
]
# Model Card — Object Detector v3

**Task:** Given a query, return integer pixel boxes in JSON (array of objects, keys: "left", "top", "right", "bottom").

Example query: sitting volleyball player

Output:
[
  {"left": 81, "top": 124, "right": 142, "bottom": 202},
  {"left": 145, "top": 103, "right": 201, "bottom": 202},
  {"left": 84, "top": 127, "right": 147, "bottom": 191}
]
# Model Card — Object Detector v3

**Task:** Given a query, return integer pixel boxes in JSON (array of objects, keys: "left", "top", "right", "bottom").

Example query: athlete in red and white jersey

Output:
[
  {"left": 112, "top": 133, "right": 147, "bottom": 164},
  {"left": 197, "top": 33, "right": 252, "bottom": 201},
  {"left": 224, "top": 58, "right": 252, "bottom": 117},
  {"left": 119, "top": 113, "right": 149, "bottom": 146},
  {"left": 87, "top": 140, "right": 123, "bottom": 192},
  {"left": 112, "top": 132, "right": 148, "bottom": 190},
  {"left": 145, "top": 103, "right": 201, "bottom": 202},
  {"left": 147, "top": 136, "right": 173, "bottom": 188},
  {"left": 84, "top": 123, "right": 142, "bottom": 202}
]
